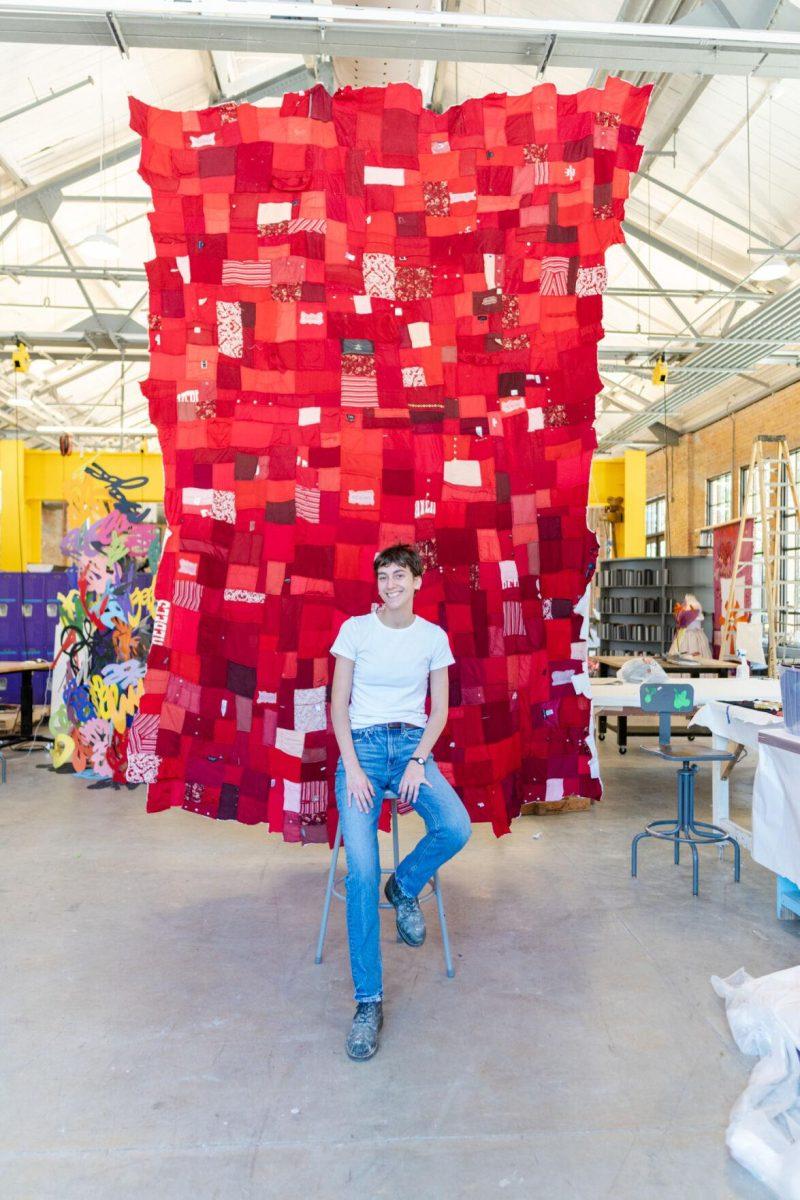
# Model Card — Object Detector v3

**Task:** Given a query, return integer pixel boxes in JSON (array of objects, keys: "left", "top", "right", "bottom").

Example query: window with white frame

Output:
[
  {"left": 646, "top": 495, "right": 666, "bottom": 558},
  {"left": 706, "top": 471, "right": 732, "bottom": 526}
]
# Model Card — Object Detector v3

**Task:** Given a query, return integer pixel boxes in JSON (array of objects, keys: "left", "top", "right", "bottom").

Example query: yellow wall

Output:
[
  {"left": 589, "top": 449, "right": 646, "bottom": 558},
  {"left": 0, "top": 443, "right": 164, "bottom": 570},
  {"left": 3, "top": 441, "right": 647, "bottom": 569}
]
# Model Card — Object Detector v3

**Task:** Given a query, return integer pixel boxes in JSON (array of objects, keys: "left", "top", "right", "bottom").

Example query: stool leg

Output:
[
  {"left": 391, "top": 798, "right": 402, "bottom": 941},
  {"left": 731, "top": 836, "right": 741, "bottom": 883},
  {"left": 432, "top": 870, "right": 455, "bottom": 979},
  {"left": 315, "top": 823, "right": 343, "bottom": 965},
  {"left": 631, "top": 829, "right": 651, "bottom": 877},
  {"left": 674, "top": 771, "right": 682, "bottom": 865},
  {"left": 0, "top": 750, "right": 5, "bottom": 784},
  {"left": 391, "top": 798, "right": 401, "bottom": 872},
  {"left": 684, "top": 766, "right": 700, "bottom": 896}
]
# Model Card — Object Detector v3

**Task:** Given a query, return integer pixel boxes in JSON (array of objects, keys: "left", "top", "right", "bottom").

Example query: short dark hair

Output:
[{"left": 373, "top": 543, "right": 424, "bottom": 578}]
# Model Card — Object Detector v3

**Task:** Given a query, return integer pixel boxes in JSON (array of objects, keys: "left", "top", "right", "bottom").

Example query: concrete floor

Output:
[{"left": 1, "top": 740, "right": 798, "bottom": 1200}]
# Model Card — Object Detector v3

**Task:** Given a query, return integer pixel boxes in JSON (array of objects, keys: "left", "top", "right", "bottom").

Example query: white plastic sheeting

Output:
[{"left": 712, "top": 965, "right": 800, "bottom": 1198}]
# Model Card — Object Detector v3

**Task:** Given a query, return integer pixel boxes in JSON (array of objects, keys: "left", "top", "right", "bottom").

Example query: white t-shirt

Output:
[{"left": 330, "top": 611, "right": 455, "bottom": 729}]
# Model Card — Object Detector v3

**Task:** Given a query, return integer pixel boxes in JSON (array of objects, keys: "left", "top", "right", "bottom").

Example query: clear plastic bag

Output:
[
  {"left": 711, "top": 966, "right": 800, "bottom": 1197},
  {"left": 616, "top": 656, "right": 668, "bottom": 684}
]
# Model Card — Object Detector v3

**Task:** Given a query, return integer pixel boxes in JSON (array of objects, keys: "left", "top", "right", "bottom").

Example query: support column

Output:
[
  {"left": 621, "top": 449, "right": 646, "bottom": 557},
  {"left": 0, "top": 440, "right": 29, "bottom": 570}
]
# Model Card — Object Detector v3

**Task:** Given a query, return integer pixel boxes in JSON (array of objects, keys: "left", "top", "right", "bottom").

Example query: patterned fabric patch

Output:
[
  {"left": 216, "top": 301, "right": 243, "bottom": 358},
  {"left": 363, "top": 253, "right": 396, "bottom": 299}
]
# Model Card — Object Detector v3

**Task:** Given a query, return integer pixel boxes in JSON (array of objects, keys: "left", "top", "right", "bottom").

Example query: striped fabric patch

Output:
[
  {"left": 173, "top": 579, "right": 203, "bottom": 611},
  {"left": 129, "top": 712, "right": 159, "bottom": 755},
  {"left": 296, "top": 485, "right": 321, "bottom": 523},
  {"left": 222, "top": 260, "right": 273, "bottom": 287},
  {"left": 341, "top": 376, "right": 379, "bottom": 406},
  {"left": 503, "top": 600, "right": 526, "bottom": 637},
  {"left": 288, "top": 218, "right": 327, "bottom": 234}
]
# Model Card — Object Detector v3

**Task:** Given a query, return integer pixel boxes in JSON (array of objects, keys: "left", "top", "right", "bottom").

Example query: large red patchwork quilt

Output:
[{"left": 128, "top": 78, "right": 650, "bottom": 840}]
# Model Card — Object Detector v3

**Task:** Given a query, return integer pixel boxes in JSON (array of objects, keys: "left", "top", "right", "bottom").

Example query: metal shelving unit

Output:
[{"left": 598, "top": 556, "right": 713, "bottom": 656}]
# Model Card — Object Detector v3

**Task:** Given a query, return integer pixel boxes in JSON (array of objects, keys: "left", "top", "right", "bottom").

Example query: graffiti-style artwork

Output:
[{"left": 49, "top": 464, "right": 161, "bottom": 782}]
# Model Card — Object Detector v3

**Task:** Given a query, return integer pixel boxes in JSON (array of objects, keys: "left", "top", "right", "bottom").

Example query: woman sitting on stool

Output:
[{"left": 329, "top": 543, "right": 471, "bottom": 1061}]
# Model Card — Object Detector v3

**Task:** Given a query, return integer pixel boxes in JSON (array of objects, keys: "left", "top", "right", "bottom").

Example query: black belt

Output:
[{"left": 385, "top": 722, "right": 418, "bottom": 730}]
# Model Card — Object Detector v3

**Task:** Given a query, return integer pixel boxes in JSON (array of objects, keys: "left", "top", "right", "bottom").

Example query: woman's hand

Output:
[
  {"left": 345, "top": 764, "right": 376, "bottom": 813},
  {"left": 398, "top": 759, "right": 430, "bottom": 809}
]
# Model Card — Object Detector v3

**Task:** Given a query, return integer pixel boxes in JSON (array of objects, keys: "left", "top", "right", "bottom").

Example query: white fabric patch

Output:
[
  {"left": 348, "top": 489, "right": 375, "bottom": 506},
  {"left": 298, "top": 406, "right": 321, "bottom": 426},
  {"left": 294, "top": 686, "right": 327, "bottom": 733},
  {"left": 189, "top": 132, "right": 216, "bottom": 148},
  {"left": 152, "top": 599, "right": 170, "bottom": 646},
  {"left": 431, "top": 140, "right": 450, "bottom": 154},
  {"left": 500, "top": 397, "right": 526, "bottom": 414},
  {"left": 499, "top": 560, "right": 520, "bottom": 589},
  {"left": 283, "top": 779, "right": 302, "bottom": 813},
  {"left": 572, "top": 667, "right": 592, "bottom": 698},
  {"left": 175, "top": 256, "right": 191, "bottom": 284},
  {"left": 545, "top": 777, "right": 565, "bottom": 802},
  {"left": 414, "top": 498, "right": 437, "bottom": 518},
  {"left": 177, "top": 558, "right": 197, "bottom": 578},
  {"left": 177, "top": 388, "right": 199, "bottom": 405},
  {"left": 528, "top": 408, "right": 545, "bottom": 432},
  {"left": 257, "top": 201, "right": 292, "bottom": 225},
  {"left": 223, "top": 589, "right": 266, "bottom": 603},
  {"left": 299, "top": 311, "right": 324, "bottom": 325},
  {"left": 552, "top": 669, "right": 575, "bottom": 688},
  {"left": 257, "top": 690, "right": 277, "bottom": 704},
  {"left": 275, "top": 728, "right": 305, "bottom": 758},
  {"left": 443, "top": 459, "right": 482, "bottom": 487},
  {"left": 182, "top": 487, "right": 214, "bottom": 509},
  {"left": 484, "top": 253, "right": 497, "bottom": 290},
  {"left": 450, "top": 190, "right": 476, "bottom": 204},
  {"left": 408, "top": 321, "right": 431, "bottom": 348},
  {"left": 364, "top": 165, "right": 405, "bottom": 186},
  {"left": 354, "top": 294, "right": 373, "bottom": 314}
]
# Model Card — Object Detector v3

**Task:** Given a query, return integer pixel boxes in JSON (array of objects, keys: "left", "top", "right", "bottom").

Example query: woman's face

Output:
[{"left": 376, "top": 563, "right": 421, "bottom": 611}]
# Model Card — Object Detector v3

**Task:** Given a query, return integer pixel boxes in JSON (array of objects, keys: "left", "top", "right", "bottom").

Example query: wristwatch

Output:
[{"left": 412, "top": 756, "right": 427, "bottom": 766}]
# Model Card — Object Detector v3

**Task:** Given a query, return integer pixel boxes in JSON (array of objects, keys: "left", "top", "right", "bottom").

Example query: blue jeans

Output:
[{"left": 335, "top": 722, "right": 471, "bottom": 1002}]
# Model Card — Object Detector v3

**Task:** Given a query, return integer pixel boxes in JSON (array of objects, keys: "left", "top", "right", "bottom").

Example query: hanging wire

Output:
[{"left": 745, "top": 74, "right": 752, "bottom": 250}]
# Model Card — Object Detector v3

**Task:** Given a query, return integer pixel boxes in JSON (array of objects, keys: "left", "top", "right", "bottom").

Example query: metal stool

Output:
[
  {"left": 315, "top": 792, "right": 455, "bottom": 978},
  {"left": 631, "top": 683, "right": 741, "bottom": 897}
]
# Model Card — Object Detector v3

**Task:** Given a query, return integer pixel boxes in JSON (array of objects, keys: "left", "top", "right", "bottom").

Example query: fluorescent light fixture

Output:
[
  {"left": 80, "top": 227, "right": 121, "bottom": 264},
  {"left": 751, "top": 256, "right": 790, "bottom": 282}
]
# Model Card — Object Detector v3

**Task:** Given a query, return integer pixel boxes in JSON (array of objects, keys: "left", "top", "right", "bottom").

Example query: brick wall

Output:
[{"left": 646, "top": 381, "right": 800, "bottom": 554}]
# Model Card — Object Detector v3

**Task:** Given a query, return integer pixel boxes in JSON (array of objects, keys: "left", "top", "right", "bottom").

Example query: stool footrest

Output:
[{"left": 315, "top": 795, "right": 456, "bottom": 977}]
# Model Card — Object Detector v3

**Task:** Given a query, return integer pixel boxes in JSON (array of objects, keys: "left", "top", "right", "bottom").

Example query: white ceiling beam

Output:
[{"left": 4, "top": 3, "right": 800, "bottom": 74}]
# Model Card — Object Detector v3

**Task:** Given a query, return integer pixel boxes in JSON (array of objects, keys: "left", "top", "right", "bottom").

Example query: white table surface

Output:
[
  {"left": 753, "top": 726, "right": 800, "bottom": 889},
  {"left": 591, "top": 676, "right": 780, "bottom": 712}
]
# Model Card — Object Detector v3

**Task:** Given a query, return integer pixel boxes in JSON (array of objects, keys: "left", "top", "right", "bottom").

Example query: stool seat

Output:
[
  {"left": 314, "top": 792, "right": 456, "bottom": 978},
  {"left": 640, "top": 744, "right": 737, "bottom": 764}
]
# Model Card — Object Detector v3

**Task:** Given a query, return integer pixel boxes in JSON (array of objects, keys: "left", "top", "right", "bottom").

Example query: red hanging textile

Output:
[{"left": 128, "top": 78, "right": 651, "bottom": 842}]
